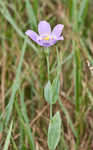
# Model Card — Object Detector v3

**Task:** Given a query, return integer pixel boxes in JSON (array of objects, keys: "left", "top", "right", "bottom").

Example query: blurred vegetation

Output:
[{"left": 0, "top": 0, "right": 93, "bottom": 150}]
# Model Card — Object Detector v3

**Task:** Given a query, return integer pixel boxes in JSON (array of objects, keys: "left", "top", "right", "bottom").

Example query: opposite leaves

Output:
[
  {"left": 48, "top": 111, "right": 61, "bottom": 150},
  {"left": 44, "top": 77, "right": 60, "bottom": 104}
]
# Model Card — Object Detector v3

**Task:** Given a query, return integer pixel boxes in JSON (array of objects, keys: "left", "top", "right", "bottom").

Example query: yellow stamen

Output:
[{"left": 43, "top": 35, "right": 50, "bottom": 40}]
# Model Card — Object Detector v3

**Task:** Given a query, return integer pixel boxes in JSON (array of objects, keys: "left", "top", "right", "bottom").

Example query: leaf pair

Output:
[
  {"left": 44, "top": 76, "right": 60, "bottom": 104},
  {"left": 48, "top": 111, "right": 61, "bottom": 150}
]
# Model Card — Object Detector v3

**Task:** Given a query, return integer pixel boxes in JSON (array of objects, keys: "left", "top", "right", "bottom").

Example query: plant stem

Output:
[
  {"left": 50, "top": 102, "right": 52, "bottom": 120},
  {"left": 46, "top": 53, "right": 49, "bottom": 80},
  {"left": 45, "top": 48, "right": 52, "bottom": 120}
]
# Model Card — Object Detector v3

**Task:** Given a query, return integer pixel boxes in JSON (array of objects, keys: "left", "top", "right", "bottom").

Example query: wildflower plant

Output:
[{"left": 25, "top": 20, "right": 64, "bottom": 150}]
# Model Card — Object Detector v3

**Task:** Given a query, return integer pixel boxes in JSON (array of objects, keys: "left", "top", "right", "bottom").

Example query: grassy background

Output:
[{"left": 0, "top": 0, "right": 93, "bottom": 149}]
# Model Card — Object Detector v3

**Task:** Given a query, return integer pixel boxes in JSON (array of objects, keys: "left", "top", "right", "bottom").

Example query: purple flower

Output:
[{"left": 25, "top": 21, "right": 64, "bottom": 47}]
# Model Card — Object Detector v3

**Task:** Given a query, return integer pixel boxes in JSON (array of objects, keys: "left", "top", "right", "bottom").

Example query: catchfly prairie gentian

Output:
[
  {"left": 25, "top": 21, "right": 64, "bottom": 150},
  {"left": 25, "top": 21, "right": 64, "bottom": 47}
]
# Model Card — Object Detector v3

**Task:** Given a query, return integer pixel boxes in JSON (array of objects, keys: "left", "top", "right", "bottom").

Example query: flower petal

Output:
[
  {"left": 52, "top": 24, "right": 64, "bottom": 37},
  {"left": 57, "top": 36, "right": 64, "bottom": 40},
  {"left": 25, "top": 30, "right": 40, "bottom": 44},
  {"left": 38, "top": 21, "right": 51, "bottom": 35},
  {"left": 40, "top": 40, "right": 57, "bottom": 47}
]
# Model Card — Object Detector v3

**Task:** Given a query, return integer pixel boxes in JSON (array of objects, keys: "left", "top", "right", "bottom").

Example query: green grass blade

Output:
[
  {"left": 20, "top": 119, "right": 35, "bottom": 150},
  {"left": 68, "top": 0, "right": 78, "bottom": 31},
  {"left": 15, "top": 100, "right": 35, "bottom": 150},
  {"left": 5, "top": 39, "right": 27, "bottom": 125},
  {"left": 80, "top": 38, "right": 93, "bottom": 65},
  {"left": 3, "top": 121, "right": 13, "bottom": 150},
  {"left": 87, "top": 89, "right": 93, "bottom": 105},
  {"left": 73, "top": 41, "right": 82, "bottom": 146},
  {"left": 68, "top": 0, "right": 74, "bottom": 21},
  {"left": 25, "top": 0, "right": 37, "bottom": 30},
  {"left": 0, "top": 6, "right": 24, "bottom": 38},
  {"left": 78, "top": 0, "right": 89, "bottom": 26},
  {"left": 0, "top": 3, "right": 38, "bottom": 52},
  {"left": 58, "top": 98, "right": 77, "bottom": 138},
  {"left": 73, "top": 41, "right": 81, "bottom": 115},
  {"left": 11, "top": 137, "right": 18, "bottom": 150},
  {"left": 33, "top": 0, "right": 38, "bottom": 17},
  {"left": 20, "top": 89, "right": 29, "bottom": 124},
  {"left": 50, "top": 52, "right": 74, "bottom": 74}
]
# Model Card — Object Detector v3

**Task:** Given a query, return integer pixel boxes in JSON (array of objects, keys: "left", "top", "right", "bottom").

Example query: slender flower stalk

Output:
[
  {"left": 46, "top": 48, "right": 50, "bottom": 80},
  {"left": 45, "top": 48, "right": 52, "bottom": 120}
]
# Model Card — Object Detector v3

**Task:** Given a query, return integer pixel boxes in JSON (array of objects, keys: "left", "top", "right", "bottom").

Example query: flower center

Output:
[
  {"left": 43, "top": 35, "right": 50, "bottom": 40},
  {"left": 38, "top": 34, "right": 55, "bottom": 42},
  {"left": 43, "top": 34, "right": 54, "bottom": 41}
]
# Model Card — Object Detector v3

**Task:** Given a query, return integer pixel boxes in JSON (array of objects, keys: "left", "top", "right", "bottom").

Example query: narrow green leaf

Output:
[
  {"left": 68, "top": 0, "right": 74, "bottom": 21},
  {"left": 25, "top": 0, "right": 37, "bottom": 29},
  {"left": 58, "top": 98, "right": 77, "bottom": 138},
  {"left": 11, "top": 137, "right": 18, "bottom": 150},
  {"left": 73, "top": 41, "right": 81, "bottom": 116},
  {"left": 0, "top": 6, "right": 24, "bottom": 37},
  {"left": 87, "top": 89, "right": 93, "bottom": 105},
  {"left": 0, "top": 3, "right": 38, "bottom": 52},
  {"left": 3, "top": 121, "right": 13, "bottom": 150},
  {"left": 20, "top": 89, "right": 29, "bottom": 124},
  {"left": 33, "top": 0, "right": 38, "bottom": 16},
  {"left": 68, "top": 0, "right": 77, "bottom": 27},
  {"left": 73, "top": 41, "right": 82, "bottom": 145},
  {"left": 5, "top": 39, "right": 27, "bottom": 125},
  {"left": 15, "top": 100, "right": 35, "bottom": 150},
  {"left": 20, "top": 119, "right": 35, "bottom": 150},
  {"left": 0, "top": 122, "right": 3, "bottom": 132},
  {"left": 44, "top": 81, "right": 52, "bottom": 104},
  {"left": 52, "top": 76, "right": 60, "bottom": 104},
  {"left": 48, "top": 111, "right": 61, "bottom": 150},
  {"left": 78, "top": 0, "right": 89, "bottom": 25},
  {"left": 80, "top": 38, "right": 93, "bottom": 66}
]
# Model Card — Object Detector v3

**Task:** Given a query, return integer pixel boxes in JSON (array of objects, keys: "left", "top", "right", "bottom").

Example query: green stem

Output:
[
  {"left": 50, "top": 102, "right": 52, "bottom": 120},
  {"left": 46, "top": 53, "right": 49, "bottom": 80},
  {"left": 45, "top": 48, "right": 52, "bottom": 120},
  {"left": 73, "top": 41, "right": 81, "bottom": 147}
]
